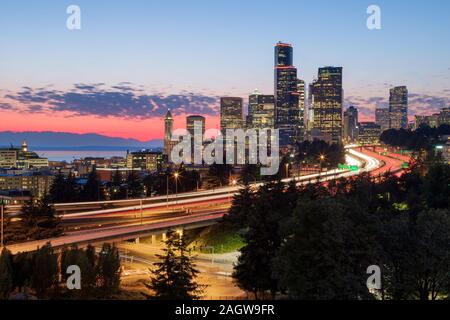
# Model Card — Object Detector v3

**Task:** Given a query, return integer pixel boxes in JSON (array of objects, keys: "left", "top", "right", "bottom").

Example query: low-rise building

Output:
[
  {"left": 0, "top": 190, "right": 32, "bottom": 205},
  {"left": 0, "top": 141, "right": 48, "bottom": 169},
  {"left": 0, "top": 170, "right": 54, "bottom": 198},
  {"left": 126, "top": 150, "right": 164, "bottom": 172}
]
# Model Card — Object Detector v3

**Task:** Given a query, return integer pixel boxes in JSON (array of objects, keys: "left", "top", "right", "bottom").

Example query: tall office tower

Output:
[
  {"left": 186, "top": 115, "right": 206, "bottom": 137},
  {"left": 310, "top": 66, "right": 343, "bottom": 144},
  {"left": 186, "top": 115, "right": 205, "bottom": 163},
  {"left": 375, "top": 108, "right": 390, "bottom": 132},
  {"left": 164, "top": 110, "right": 174, "bottom": 159},
  {"left": 297, "top": 79, "right": 306, "bottom": 141},
  {"left": 248, "top": 89, "right": 275, "bottom": 129},
  {"left": 274, "top": 42, "right": 300, "bottom": 146},
  {"left": 304, "top": 82, "right": 315, "bottom": 140},
  {"left": 220, "top": 97, "right": 244, "bottom": 135},
  {"left": 343, "top": 106, "right": 358, "bottom": 143},
  {"left": 389, "top": 86, "right": 408, "bottom": 129}
]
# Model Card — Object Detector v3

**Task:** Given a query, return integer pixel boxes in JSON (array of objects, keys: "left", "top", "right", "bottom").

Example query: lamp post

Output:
[
  {"left": 174, "top": 172, "right": 179, "bottom": 205},
  {"left": 166, "top": 174, "right": 169, "bottom": 208},
  {"left": 1, "top": 197, "right": 4, "bottom": 249},
  {"left": 229, "top": 179, "right": 237, "bottom": 202},
  {"left": 290, "top": 153, "right": 295, "bottom": 182},
  {"left": 285, "top": 163, "right": 289, "bottom": 179},
  {"left": 319, "top": 154, "right": 325, "bottom": 171},
  {"left": 318, "top": 154, "right": 326, "bottom": 182},
  {"left": 140, "top": 198, "right": 143, "bottom": 226}
]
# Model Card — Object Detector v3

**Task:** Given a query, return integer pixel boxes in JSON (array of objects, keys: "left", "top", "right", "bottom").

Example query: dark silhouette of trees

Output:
[
  {"left": 0, "top": 248, "right": 13, "bottom": 299},
  {"left": 5, "top": 196, "right": 63, "bottom": 244},
  {"left": 273, "top": 196, "right": 379, "bottom": 299},
  {"left": 233, "top": 180, "right": 294, "bottom": 299},
  {"left": 0, "top": 242, "right": 122, "bottom": 300},
  {"left": 296, "top": 140, "right": 345, "bottom": 168},
  {"left": 81, "top": 166, "right": 104, "bottom": 201},
  {"left": 126, "top": 170, "right": 144, "bottom": 198},
  {"left": 31, "top": 243, "right": 58, "bottom": 299},
  {"left": 97, "top": 243, "right": 121, "bottom": 297},
  {"left": 240, "top": 164, "right": 261, "bottom": 184},
  {"left": 229, "top": 159, "right": 450, "bottom": 300},
  {"left": 380, "top": 124, "right": 450, "bottom": 151},
  {"left": 49, "top": 171, "right": 79, "bottom": 203},
  {"left": 206, "top": 162, "right": 233, "bottom": 188}
]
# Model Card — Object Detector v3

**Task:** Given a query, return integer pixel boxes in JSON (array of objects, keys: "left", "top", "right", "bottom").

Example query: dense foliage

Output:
[
  {"left": 0, "top": 243, "right": 121, "bottom": 300},
  {"left": 228, "top": 157, "right": 450, "bottom": 300},
  {"left": 380, "top": 124, "right": 450, "bottom": 151}
]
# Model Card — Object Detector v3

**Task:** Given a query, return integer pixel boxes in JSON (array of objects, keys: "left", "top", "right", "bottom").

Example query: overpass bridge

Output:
[{"left": 3, "top": 147, "right": 409, "bottom": 254}]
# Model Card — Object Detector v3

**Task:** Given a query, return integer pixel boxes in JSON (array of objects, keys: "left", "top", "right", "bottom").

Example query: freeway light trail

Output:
[{"left": 5, "top": 147, "right": 408, "bottom": 254}]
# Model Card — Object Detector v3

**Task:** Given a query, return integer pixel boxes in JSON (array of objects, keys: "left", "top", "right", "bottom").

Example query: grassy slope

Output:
[{"left": 186, "top": 224, "right": 245, "bottom": 254}]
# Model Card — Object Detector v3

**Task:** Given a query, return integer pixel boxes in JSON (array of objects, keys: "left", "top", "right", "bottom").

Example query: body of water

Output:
[{"left": 36, "top": 150, "right": 128, "bottom": 162}]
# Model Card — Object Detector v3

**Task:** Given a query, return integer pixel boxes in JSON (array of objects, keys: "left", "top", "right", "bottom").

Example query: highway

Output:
[{"left": 4, "top": 147, "right": 408, "bottom": 254}]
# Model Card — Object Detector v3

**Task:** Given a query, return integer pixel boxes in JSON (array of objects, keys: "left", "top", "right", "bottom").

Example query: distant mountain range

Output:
[{"left": 0, "top": 131, "right": 163, "bottom": 151}]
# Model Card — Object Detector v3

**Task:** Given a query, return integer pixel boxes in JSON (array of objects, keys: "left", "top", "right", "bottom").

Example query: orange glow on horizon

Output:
[{"left": 0, "top": 110, "right": 220, "bottom": 141}]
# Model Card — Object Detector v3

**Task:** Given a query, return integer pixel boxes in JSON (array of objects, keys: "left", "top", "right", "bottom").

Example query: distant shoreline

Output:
[{"left": 32, "top": 146, "right": 163, "bottom": 151}]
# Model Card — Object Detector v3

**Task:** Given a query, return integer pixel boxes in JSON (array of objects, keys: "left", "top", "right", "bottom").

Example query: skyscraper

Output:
[
  {"left": 274, "top": 42, "right": 300, "bottom": 146},
  {"left": 389, "top": 86, "right": 408, "bottom": 129},
  {"left": 357, "top": 122, "right": 381, "bottom": 145},
  {"left": 375, "top": 108, "right": 390, "bottom": 132},
  {"left": 186, "top": 115, "right": 206, "bottom": 137},
  {"left": 220, "top": 97, "right": 244, "bottom": 135},
  {"left": 164, "top": 110, "right": 174, "bottom": 160},
  {"left": 186, "top": 115, "right": 205, "bottom": 164},
  {"left": 297, "top": 79, "right": 306, "bottom": 141},
  {"left": 310, "top": 66, "right": 343, "bottom": 144},
  {"left": 343, "top": 106, "right": 358, "bottom": 143},
  {"left": 248, "top": 89, "right": 275, "bottom": 129}
]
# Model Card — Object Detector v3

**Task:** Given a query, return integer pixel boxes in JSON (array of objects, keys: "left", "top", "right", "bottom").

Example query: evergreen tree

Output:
[
  {"left": 233, "top": 181, "right": 288, "bottom": 299},
  {"left": 273, "top": 196, "right": 379, "bottom": 300},
  {"left": 83, "top": 244, "right": 99, "bottom": 296},
  {"left": 147, "top": 231, "right": 204, "bottom": 300},
  {"left": 49, "top": 171, "right": 79, "bottom": 203},
  {"left": 110, "top": 169, "right": 126, "bottom": 200},
  {"left": 82, "top": 166, "right": 103, "bottom": 201},
  {"left": 97, "top": 243, "right": 121, "bottom": 297},
  {"left": 0, "top": 248, "right": 13, "bottom": 300},
  {"left": 31, "top": 243, "right": 58, "bottom": 298},
  {"left": 126, "top": 170, "right": 144, "bottom": 198},
  {"left": 49, "top": 171, "right": 67, "bottom": 203},
  {"left": 240, "top": 164, "right": 261, "bottom": 185},
  {"left": 380, "top": 208, "right": 450, "bottom": 300},
  {"left": 12, "top": 252, "right": 33, "bottom": 294},
  {"left": 224, "top": 185, "right": 254, "bottom": 226},
  {"left": 207, "top": 162, "right": 232, "bottom": 187}
]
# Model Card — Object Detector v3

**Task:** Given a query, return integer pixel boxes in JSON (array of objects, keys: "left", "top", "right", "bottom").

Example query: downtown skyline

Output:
[{"left": 1, "top": 0, "right": 450, "bottom": 141}]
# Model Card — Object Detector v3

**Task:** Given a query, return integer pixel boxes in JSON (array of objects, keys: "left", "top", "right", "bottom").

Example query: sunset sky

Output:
[{"left": 1, "top": 0, "right": 449, "bottom": 141}]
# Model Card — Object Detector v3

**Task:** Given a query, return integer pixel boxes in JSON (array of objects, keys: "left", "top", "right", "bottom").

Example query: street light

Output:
[
  {"left": 319, "top": 154, "right": 326, "bottom": 171},
  {"left": 1, "top": 197, "right": 4, "bottom": 249},
  {"left": 173, "top": 172, "right": 180, "bottom": 205},
  {"left": 166, "top": 174, "right": 169, "bottom": 208},
  {"left": 285, "top": 163, "right": 289, "bottom": 179},
  {"left": 228, "top": 179, "right": 238, "bottom": 202},
  {"left": 318, "top": 154, "right": 326, "bottom": 183},
  {"left": 139, "top": 198, "right": 143, "bottom": 226}
]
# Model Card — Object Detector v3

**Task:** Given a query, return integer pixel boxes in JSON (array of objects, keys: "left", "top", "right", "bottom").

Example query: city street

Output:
[{"left": 117, "top": 242, "right": 244, "bottom": 300}]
